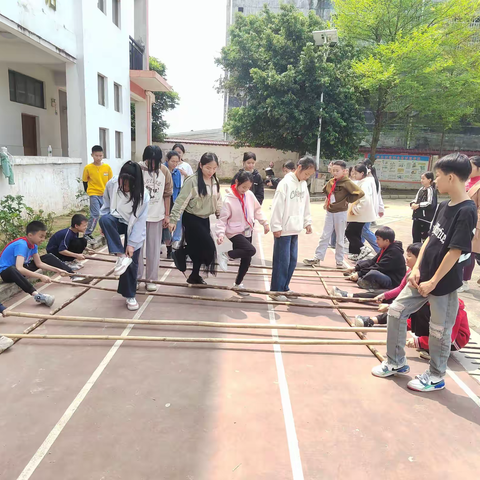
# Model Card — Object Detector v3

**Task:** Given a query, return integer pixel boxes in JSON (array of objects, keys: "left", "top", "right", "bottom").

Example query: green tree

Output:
[
  {"left": 334, "top": 0, "right": 480, "bottom": 159},
  {"left": 131, "top": 57, "right": 179, "bottom": 143},
  {"left": 216, "top": 4, "right": 365, "bottom": 160}
]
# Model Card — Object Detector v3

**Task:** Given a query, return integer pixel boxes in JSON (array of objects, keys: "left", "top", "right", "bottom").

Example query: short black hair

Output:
[
  {"left": 375, "top": 226, "right": 395, "bottom": 242},
  {"left": 283, "top": 161, "right": 296, "bottom": 171},
  {"left": 435, "top": 153, "right": 472, "bottom": 182},
  {"left": 26, "top": 221, "right": 47, "bottom": 235},
  {"left": 298, "top": 156, "right": 316, "bottom": 170},
  {"left": 236, "top": 171, "right": 254, "bottom": 185},
  {"left": 92, "top": 145, "right": 103, "bottom": 153},
  {"left": 71, "top": 214, "right": 88, "bottom": 228},
  {"left": 172, "top": 143, "right": 185, "bottom": 154},
  {"left": 407, "top": 242, "right": 422, "bottom": 257},
  {"left": 243, "top": 151, "right": 257, "bottom": 162},
  {"left": 332, "top": 160, "right": 347, "bottom": 169}
]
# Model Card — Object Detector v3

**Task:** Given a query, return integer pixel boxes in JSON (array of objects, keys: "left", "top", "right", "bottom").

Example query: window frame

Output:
[
  {"left": 8, "top": 70, "right": 45, "bottom": 109},
  {"left": 98, "top": 0, "right": 106, "bottom": 14},
  {"left": 112, "top": 0, "right": 121, "bottom": 28},
  {"left": 115, "top": 131, "right": 123, "bottom": 159},
  {"left": 114, "top": 83, "right": 122, "bottom": 112},
  {"left": 99, "top": 128, "right": 109, "bottom": 158},
  {"left": 98, "top": 73, "right": 107, "bottom": 107}
]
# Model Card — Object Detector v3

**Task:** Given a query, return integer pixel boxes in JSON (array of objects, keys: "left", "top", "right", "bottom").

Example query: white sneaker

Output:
[
  {"left": 66, "top": 261, "right": 84, "bottom": 271},
  {"left": 114, "top": 256, "right": 132, "bottom": 276},
  {"left": 218, "top": 252, "right": 230, "bottom": 272},
  {"left": 233, "top": 283, "right": 250, "bottom": 296},
  {"left": 286, "top": 290, "right": 299, "bottom": 299},
  {"left": 303, "top": 258, "right": 320, "bottom": 266},
  {"left": 146, "top": 283, "right": 158, "bottom": 292},
  {"left": 71, "top": 276, "right": 91, "bottom": 284},
  {"left": 0, "top": 336, "right": 14, "bottom": 353},
  {"left": 34, "top": 293, "right": 55, "bottom": 307},
  {"left": 126, "top": 297, "right": 139, "bottom": 311},
  {"left": 336, "top": 263, "right": 345, "bottom": 269},
  {"left": 356, "top": 246, "right": 371, "bottom": 261},
  {"left": 269, "top": 294, "right": 288, "bottom": 302},
  {"left": 371, "top": 361, "right": 410, "bottom": 378},
  {"left": 457, "top": 281, "right": 469, "bottom": 293},
  {"left": 348, "top": 254, "right": 359, "bottom": 261}
]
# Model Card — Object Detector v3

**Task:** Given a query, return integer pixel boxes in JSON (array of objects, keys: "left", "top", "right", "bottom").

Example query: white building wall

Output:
[{"left": 0, "top": 62, "right": 63, "bottom": 156}]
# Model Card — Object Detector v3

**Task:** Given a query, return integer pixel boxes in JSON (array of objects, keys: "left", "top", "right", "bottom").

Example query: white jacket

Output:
[
  {"left": 348, "top": 177, "right": 377, "bottom": 223},
  {"left": 367, "top": 174, "right": 385, "bottom": 215},
  {"left": 270, "top": 172, "right": 312, "bottom": 236}
]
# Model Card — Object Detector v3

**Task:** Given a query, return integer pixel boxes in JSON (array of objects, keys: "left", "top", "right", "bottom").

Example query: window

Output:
[
  {"left": 238, "top": 7, "right": 244, "bottom": 12},
  {"left": 99, "top": 128, "right": 109, "bottom": 157},
  {"left": 9, "top": 70, "right": 45, "bottom": 109},
  {"left": 115, "top": 131, "right": 123, "bottom": 159},
  {"left": 98, "top": 0, "right": 106, "bottom": 14},
  {"left": 112, "top": 0, "right": 121, "bottom": 28},
  {"left": 98, "top": 74, "right": 106, "bottom": 106},
  {"left": 114, "top": 83, "right": 122, "bottom": 112}
]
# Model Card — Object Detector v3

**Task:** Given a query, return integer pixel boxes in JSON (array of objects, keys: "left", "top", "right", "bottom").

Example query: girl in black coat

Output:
[
  {"left": 231, "top": 152, "right": 265, "bottom": 204},
  {"left": 410, "top": 171, "right": 437, "bottom": 242}
]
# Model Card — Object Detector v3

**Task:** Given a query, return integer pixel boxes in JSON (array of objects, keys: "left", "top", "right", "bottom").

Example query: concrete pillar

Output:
[
  {"left": 134, "top": 0, "right": 149, "bottom": 69},
  {"left": 135, "top": 99, "right": 148, "bottom": 162}
]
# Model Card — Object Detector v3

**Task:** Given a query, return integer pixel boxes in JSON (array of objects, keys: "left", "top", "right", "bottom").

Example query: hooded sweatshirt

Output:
[
  {"left": 323, "top": 176, "right": 364, "bottom": 213},
  {"left": 355, "top": 240, "right": 406, "bottom": 287},
  {"left": 215, "top": 188, "right": 268, "bottom": 240},
  {"left": 231, "top": 169, "right": 264, "bottom": 204},
  {"left": 270, "top": 172, "right": 312, "bottom": 236},
  {"left": 348, "top": 177, "right": 377, "bottom": 223}
]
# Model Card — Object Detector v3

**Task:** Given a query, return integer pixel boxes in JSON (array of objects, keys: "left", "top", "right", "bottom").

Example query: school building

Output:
[{"left": 0, "top": 0, "right": 172, "bottom": 214}]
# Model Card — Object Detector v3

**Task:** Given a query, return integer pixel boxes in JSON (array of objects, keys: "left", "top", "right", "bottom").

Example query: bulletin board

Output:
[{"left": 365, "top": 154, "right": 431, "bottom": 184}]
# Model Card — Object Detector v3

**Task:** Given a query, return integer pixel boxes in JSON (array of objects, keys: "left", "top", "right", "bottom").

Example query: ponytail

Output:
[
  {"left": 363, "top": 159, "right": 379, "bottom": 193},
  {"left": 423, "top": 171, "right": 436, "bottom": 189}
]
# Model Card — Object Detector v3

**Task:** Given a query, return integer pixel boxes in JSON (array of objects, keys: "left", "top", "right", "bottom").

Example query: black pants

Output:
[
  {"left": 0, "top": 254, "right": 73, "bottom": 295},
  {"left": 352, "top": 290, "right": 389, "bottom": 299},
  {"left": 345, "top": 222, "right": 365, "bottom": 254},
  {"left": 183, "top": 211, "right": 216, "bottom": 279},
  {"left": 52, "top": 237, "right": 87, "bottom": 262},
  {"left": 412, "top": 219, "right": 430, "bottom": 243},
  {"left": 228, "top": 235, "right": 256, "bottom": 285}
]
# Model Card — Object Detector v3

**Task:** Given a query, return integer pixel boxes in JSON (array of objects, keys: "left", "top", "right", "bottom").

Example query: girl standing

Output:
[
  {"left": 410, "top": 171, "right": 437, "bottom": 243},
  {"left": 99, "top": 161, "right": 149, "bottom": 311},
  {"left": 137, "top": 146, "right": 173, "bottom": 291},
  {"left": 162, "top": 150, "right": 182, "bottom": 259},
  {"left": 459, "top": 156, "right": 480, "bottom": 292},
  {"left": 173, "top": 143, "right": 193, "bottom": 185},
  {"left": 215, "top": 171, "right": 270, "bottom": 295},
  {"left": 169, "top": 152, "right": 222, "bottom": 285},
  {"left": 231, "top": 152, "right": 265, "bottom": 204},
  {"left": 345, "top": 164, "right": 377, "bottom": 261}
]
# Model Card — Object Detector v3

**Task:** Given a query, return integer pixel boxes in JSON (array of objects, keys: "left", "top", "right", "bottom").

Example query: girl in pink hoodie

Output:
[{"left": 215, "top": 171, "right": 269, "bottom": 295}]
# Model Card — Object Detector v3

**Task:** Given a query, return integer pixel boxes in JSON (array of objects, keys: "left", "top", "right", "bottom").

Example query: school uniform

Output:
[
  {"left": 231, "top": 169, "right": 265, "bottom": 205},
  {"left": 47, "top": 228, "right": 87, "bottom": 262},
  {"left": 411, "top": 185, "right": 437, "bottom": 242}
]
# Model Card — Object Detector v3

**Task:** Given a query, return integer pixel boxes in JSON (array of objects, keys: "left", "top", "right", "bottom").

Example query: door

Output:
[
  {"left": 59, "top": 90, "right": 69, "bottom": 157},
  {"left": 21, "top": 114, "right": 38, "bottom": 156}
]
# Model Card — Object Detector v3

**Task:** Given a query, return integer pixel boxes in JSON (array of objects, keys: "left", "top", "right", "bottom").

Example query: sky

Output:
[{"left": 148, "top": 0, "right": 227, "bottom": 134}]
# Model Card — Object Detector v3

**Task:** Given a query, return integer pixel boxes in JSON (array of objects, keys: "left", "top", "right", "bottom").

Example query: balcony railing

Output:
[{"left": 129, "top": 36, "right": 145, "bottom": 70}]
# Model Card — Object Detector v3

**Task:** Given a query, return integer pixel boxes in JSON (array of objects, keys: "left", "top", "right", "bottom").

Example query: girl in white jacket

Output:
[
  {"left": 215, "top": 171, "right": 269, "bottom": 295},
  {"left": 345, "top": 164, "right": 377, "bottom": 260}
]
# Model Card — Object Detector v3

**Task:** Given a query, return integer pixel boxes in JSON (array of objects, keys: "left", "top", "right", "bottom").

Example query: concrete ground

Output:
[{"left": 1, "top": 188, "right": 480, "bottom": 479}]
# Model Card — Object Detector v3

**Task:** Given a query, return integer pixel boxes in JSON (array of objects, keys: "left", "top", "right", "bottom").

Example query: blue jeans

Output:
[
  {"left": 361, "top": 270, "right": 392, "bottom": 289},
  {"left": 172, "top": 215, "right": 183, "bottom": 243},
  {"left": 99, "top": 214, "right": 140, "bottom": 298},
  {"left": 86, "top": 195, "right": 104, "bottom": 235},
  {"left": 362, "top": 223, "right": 380, "bottom": 253},
  {"left": 270, "top": 235, "right": 298, "bottom": 292}
]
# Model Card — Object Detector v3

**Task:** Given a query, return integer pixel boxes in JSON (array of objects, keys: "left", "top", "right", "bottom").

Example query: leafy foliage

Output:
[{"left": 216, "top": 4, "right": 365, "bottom": 159}]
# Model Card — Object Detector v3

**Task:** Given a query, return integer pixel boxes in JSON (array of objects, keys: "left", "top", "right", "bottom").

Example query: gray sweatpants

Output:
[
  {"left": 314, "top": 210, "right": 347, "bottom": 265},
  {"left": 386, "top": 284, "right": 458, "bottom": 378},
  {"left": 137, "top": 221, "right": 163, "bottom": 282}
]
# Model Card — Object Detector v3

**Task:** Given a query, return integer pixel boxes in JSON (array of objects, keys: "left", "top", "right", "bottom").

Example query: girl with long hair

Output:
[
  {"left": 215, "top": 171, "right": 270, "bottom": 295},
  {"left": 345, "top": 164, "right": 377, "bottom": 260},
  {"left": 410, "top": 171, "right": 437, "bottom": 243},
  {"left": 169, "top": 152, "right": 222, "bottom": 285},
  {"left": 99, "top": 161, "right": 149, "bottom": 310},
  {"left": 137, "top": 146, "right": 173, "bottom": 291},
  {"left": 231, "top": 151, "right": 265, "bottom": 204}
]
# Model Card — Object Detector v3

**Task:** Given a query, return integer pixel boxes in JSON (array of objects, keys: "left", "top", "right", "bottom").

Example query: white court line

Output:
[
  {"left": 17, "top": 269, "right": 172, "bottom": 480},
  {"left": 257, "top": 235, "right": 305, "bottom": 480},
  {"left": 446, "top": 368, "right": 480, "bottom": 408}
]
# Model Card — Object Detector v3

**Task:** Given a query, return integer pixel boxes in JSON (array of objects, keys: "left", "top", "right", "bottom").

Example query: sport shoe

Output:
[
  {"left": 336, "top": 263, "right": 345, "bottom": 269},
  {"left": 146, "top": 283, "right": 158, "bottom": 292},
  {"left": 419, "top": 351, "right": 431, "bottom": 361},
  {"left": 457, "top": 281, "right": 470, "bottom": 293},
  {"left": 303, "top": 258, "right": 320, "bottom": 266},
  {"left": 84, "top": 234, "right": 95, "bottom": 245},
  {"left": 407, "top": 370, "right": 445, "bottom": 392},
  {"left": 347, "top": 254, "right": 359, "bottom": 261},
  {"left": 34, "top": 293, "right": 55, "bottom": 307},
  {"left": 357, "top": 278, "right": 376, "bottom": 290},
  {"left": 71, "top": 276, "right": 91, "bottom": 284},
  {"left": 332, "top": 286, "right": 348, "bottom": 298},
  {"left": 356, "top": 246, "right": 371, "bottom": 261},
  {"left": 187, "top": 275, "right": 207, "bottom": 285},
  {"left": 114, "top": 256, "right": 132, "bottom": 276},
  {"left": 66, "top": 261, "right": 84, "bottom": 271},
  {"left": 126, "top": 297, "right": 139, "bottom": 311},
  {"left": 355, "top": 315, "right": 374, "bottom": 327},
  {"left": 218, "top": 252, "right": 230, "bottom": 272},
  {"left": 371, "top": 360, "right": 410, "bottom": 378},
  {"left": 269, "top": 294, "right": 288, "bottom": 302},
  {"left": 286, "top": 290, "right": 299, "bottom": 299},
  {"left": 0, "top": 336, "right": 14, "bottom": 353},
  {"left": 233, "top": 283, "right": 250, "bottom": 296}
]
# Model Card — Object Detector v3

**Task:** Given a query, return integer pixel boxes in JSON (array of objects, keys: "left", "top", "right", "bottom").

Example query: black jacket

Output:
[
  {"left": 411, "top": 186, "right": 437, "bottom": 223},
  {"left": 355, "top": 241, "right": 406, "bottom": 287},
  {"left": 231, "top": 169, "right": 264, "bottom": 204}
]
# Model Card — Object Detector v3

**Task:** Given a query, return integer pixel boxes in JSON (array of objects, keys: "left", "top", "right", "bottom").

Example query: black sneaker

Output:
[
  {"left": 187, "top": 275, "right": 207, "bottom": 285},
  {"left": 166, "top": 246, "right": 172, "bottom": 260},
  {"left": 357, "top": 278, "right": 377, "bottom": 290},
  {"left": 172, "top": 247, "right": 187, "bottom": 272},
  {"left": 355, "top": 315, "right": 375, "bottom": 327}
]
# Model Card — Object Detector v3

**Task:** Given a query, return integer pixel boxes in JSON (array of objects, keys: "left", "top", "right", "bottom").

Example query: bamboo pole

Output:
[
  {"left": 5, "top": 311, "right": 388, "bottom": 334},
  {"left": 313, "top": 269, "right": 386, "bottom": 363},
  {"left": 0, "top": 333, "right": 387, "bottom": 346},
  {"left": 52, "top": 279, "right": 376, "bottom": 311},
  {"left": 67, "top": 274, "right": 378, "bottom": 305}
]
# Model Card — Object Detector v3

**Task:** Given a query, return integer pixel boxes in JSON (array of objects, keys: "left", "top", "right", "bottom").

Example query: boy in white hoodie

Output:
[{"left": 269, "top": 156, "right": 316, "bottom": 301}]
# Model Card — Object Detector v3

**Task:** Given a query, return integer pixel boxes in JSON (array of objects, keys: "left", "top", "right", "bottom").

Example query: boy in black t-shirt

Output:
[{"left": 372, "top": 153, "right": 477, "bottom": 392}]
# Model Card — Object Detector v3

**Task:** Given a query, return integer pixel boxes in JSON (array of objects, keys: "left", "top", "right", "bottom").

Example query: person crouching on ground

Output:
[
  {"left": 215, "top": 171, "right": 270, "bottom": 296},
  {"left": 371, "top": 153, "right": 477, "bottom": 392},
  {"left": 99, "top": 161, "right": 150, "bottom": 311},
  {"left": 269, "top": 156, "right": 316, "bottom": 301}
]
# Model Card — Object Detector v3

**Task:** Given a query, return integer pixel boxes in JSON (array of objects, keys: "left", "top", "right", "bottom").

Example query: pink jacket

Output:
[
  {"left": 215, "top": 188, "right": 268, "bottom": 240},
  {"left": 383, "top": 269, "right": 410, "bottom": 301}
]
